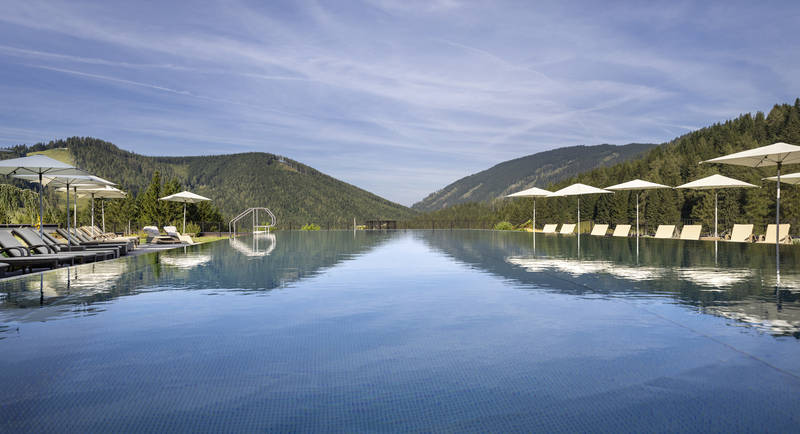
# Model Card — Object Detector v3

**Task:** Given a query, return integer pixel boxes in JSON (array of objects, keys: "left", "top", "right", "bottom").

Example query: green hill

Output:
[
  {"left": 412, "top": 143, "right": 656, "bottom": 212},
  {"left": 7, "top": 137, "right": 415, "bottom": 228},
  {"left": 428, "top": 99, "right": 800, "bottom": 235}
]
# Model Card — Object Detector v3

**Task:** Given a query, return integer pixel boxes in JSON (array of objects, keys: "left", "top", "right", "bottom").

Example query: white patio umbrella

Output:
[
  {"left": 702, "top": 142, "right": 800, "bottom": 284},
  {"left": 61, "top": 185, "right": 126, "bottom": 235},
  {"left": 675, "top": 174, "right": 757, "bottom": 239},
  {"left": 764, "top": 171, "right": 800, "bottom": 184},
  {"left": 159, "top": 190, "right": 211, "bottom": 233},
  {"left": 18, "top": 174, "right": 114, "bottom": 246},
  {"left": 548, "top": 183, "right": 613, "bottom": 248},
  {"left": 605, "top": 179, "right": 672, "bottom": 239},
  {"left": 0, "top": 155, "right": 88, "bottom": 238},
  {"left": 506, "top": 186, "right": 552, "bottom": 232}
]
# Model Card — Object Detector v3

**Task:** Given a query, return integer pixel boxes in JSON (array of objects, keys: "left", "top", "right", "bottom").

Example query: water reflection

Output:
[
  {"left": 229, "top": 233, "right": 277, "bottom": 257},
  {"left": 419, "top": 230, "right": 800, "bottom": 337},
  {"left": 0, "top": 231, "right": 396, "bottom": 329}
]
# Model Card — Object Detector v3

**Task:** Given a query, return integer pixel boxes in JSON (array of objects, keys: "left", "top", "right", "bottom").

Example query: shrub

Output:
[
  {"left": 493, "top": 221, "right": 514, "bottom": 231},
  {"left": 301, "top": 223, "right": 321, "bottom": 231},
  {"left": 185, "top": 222, "right": 201, "bottom": 235}
]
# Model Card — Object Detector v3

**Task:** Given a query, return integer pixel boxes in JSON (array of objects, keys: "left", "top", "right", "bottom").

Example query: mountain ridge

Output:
[
  {"left": 413, "top": 143, "right": 656, "bottom": 212},
  {"left": 5, "top": 137, "right": 415, "bottom": 227}
]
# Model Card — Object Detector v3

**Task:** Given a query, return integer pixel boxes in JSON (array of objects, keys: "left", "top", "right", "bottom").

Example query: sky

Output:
[{"left": 1, "top": 1, "right": 799, "bottom": 206}]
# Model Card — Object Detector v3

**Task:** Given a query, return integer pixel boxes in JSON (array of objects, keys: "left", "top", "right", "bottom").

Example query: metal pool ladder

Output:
[{"left": 229, "top": 207, "right": 276, "bottom": 237}]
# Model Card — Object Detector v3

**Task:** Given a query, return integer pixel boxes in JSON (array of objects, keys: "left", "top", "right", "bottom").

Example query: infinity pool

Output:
[{"left": 2, "top": 231, "right": 800, "bottom": 432}]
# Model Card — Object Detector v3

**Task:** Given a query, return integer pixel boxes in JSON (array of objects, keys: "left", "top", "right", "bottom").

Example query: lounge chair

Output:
[
  {"left": 679, "top": 225, "right": 702, "bottom": 241},
  {"left": 41, "top": 229, "right": 122, "bottom": 259},
  {"left": 70, "top": 228, "right": 131, "bottom": 254},
  {"left": 590, "top": 224, "right": 609, "bottom": 236},
  {"left": 654, "top": 225, "right": 677, "bottom": 239},
  {"left": 164, "top": 226, "right": 194, "bottom": 244},
  {"left": 559, "top": 224, "right": 576, "bottom": 235},
  {"left": 612, "top": 224, "right": 631, "bottom": 237},
  {"left": 143, "top": 226, "right": 182, "bottom": 244},
  {"left": 56, "top": 228, "right": 129, "bottom": 255},
  {"left": 80, "top": 225, "right": 139, "bottom": 246},
  {"left": 0, "top": 229, "right": 76, "bottom": 268},
  {"left": 13, "top": 227, "right": 113, "bottom": 262},
  {"left": 541, "top": 224, "right": 558, "bottom": 234},
  {"left": 757, "top": 224, "right": 792, "bottom": 244},
  {"left": 726, "top": 224, "right": 755, "bottom": 243}
]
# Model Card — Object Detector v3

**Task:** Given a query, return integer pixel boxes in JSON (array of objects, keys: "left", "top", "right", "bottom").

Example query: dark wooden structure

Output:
[{"left": 365, "top": 220, "right": 397, "bottom": 230}]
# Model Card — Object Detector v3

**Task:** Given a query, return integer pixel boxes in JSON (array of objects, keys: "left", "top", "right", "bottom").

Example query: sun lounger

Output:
[
  {"left": 590, "top": 224, "right": 609, "bottom": 236},
  {"left": 0, "top": 229, "right": 76, "bottom": 268},
  {"left": 679, "top": 225, "right": 702, "bottom": 241},
  {"left": 70, "top": 228, "right": 130, "bottom": 254},
  {"left": 143, "top": 226, "right": 182, "bottom": 244},
  {"left": 612, "top": 224, "right": 631, "bottom": 237},
  {"left": 654, "top": 225, "right": 677, "bottom": 239},
  {"left": 0, "top": 255, "right": 58, "bottom": 273},
  {"left": 559, "top": 224, "right": 576, "bottom": 235},
  {"left": 541, "top": 224, "right": 558, "bottom": 234},
  {"left": 726, "top": 224, "right": 754, "bottom": 243},
  {"left": 57, "top": 228, "right": 129, "bottom": 256},
  {"left": 13, "top": 227, "right": 112, "bottom": 262},
  {"left": 80, "top": 226, "right": 139, "bottom": 246},
  {"left": 757, "top": 224, "right": 791, "bottom": 244},
  {"left": 164, "top": 226, "right": 194, "bottom": 244}
]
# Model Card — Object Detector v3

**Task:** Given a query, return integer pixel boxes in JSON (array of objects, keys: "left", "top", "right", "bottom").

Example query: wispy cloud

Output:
[{"left": 0, "top": 0, "right": 798, "bottom": 205}]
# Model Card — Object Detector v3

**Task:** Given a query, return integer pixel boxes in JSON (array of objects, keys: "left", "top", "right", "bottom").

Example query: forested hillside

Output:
[
  {"left": 413, "top": 143, "right": 655, "bottom": 212},
  {"left": 3, "top": 138, "right": 415, "bottom": 229},
  {"left": 441, "top": 100, "right": 800, "bottom": 235}
]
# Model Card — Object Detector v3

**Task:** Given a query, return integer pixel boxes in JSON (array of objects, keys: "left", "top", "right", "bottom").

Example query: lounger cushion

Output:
[
  {"left": 612, "top": 224, "right": 631, "bottom": 237},
  {"left": 679, "top": 225, "right": 702, "bottom": 240},
  {"left": 654, "top": 225, "right": 676, "bottom": 239}
]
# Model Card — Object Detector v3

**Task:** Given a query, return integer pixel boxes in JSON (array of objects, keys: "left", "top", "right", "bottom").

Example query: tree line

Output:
[{"left": 407, "top": 100, "right": 800, "bottom": 235}]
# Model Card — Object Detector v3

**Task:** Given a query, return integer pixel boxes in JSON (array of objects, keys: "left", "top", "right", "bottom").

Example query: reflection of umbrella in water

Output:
[{"left": 160, "top": 253, "right": 212, "bottom": 270}]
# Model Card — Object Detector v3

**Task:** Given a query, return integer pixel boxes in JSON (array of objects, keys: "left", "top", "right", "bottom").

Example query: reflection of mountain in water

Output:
[
  {"left": 0, "top": 231, "right": 396, "bottom": 324},
  {"left": 418, "top": 230, "right": 800, "bottom": 337}
]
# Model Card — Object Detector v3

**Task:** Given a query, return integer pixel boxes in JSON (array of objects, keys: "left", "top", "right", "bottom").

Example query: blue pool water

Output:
[{"left": 1, "top": 230, "right": 800, "bottom": 432}]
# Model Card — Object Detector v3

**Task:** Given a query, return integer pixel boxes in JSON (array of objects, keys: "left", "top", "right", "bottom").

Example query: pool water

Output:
[{"left": 1, "top": 230, "right": 800, "bottom": 432}]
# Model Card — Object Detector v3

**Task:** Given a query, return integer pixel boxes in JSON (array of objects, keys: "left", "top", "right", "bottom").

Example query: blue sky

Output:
[{"left": 1, "top": 0, "right": 799, "bottom": 205}]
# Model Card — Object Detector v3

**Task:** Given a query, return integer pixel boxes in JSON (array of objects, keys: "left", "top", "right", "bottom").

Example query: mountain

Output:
[
  {"left": 6, "top": 137, "right": 415, "bottom": 227},
  {"left": 413, "top": 143, "right": 656, "bottom": 212},
  {"left": 417, "top": 99, "right": 800, "bottom": 234}
]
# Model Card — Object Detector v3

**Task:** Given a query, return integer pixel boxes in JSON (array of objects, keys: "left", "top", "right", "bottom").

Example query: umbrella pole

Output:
[
  {"left": 38, "top": 172, "right": 44, "bottom": 238},
  {"left": 91, "top": 194, "right": 95, "bottom": 237},
  {"left": 777, "top": 162, "right": 781, "bottom": 286},
  {"left": 714, "top": 191, "right": 718, "bottom": 239},
  {"left": 183, "top": 203, "right": 186, "bottom": 234},
  {"left": 636, "top": 192, "right": 639, "bottom": 239},
  {"left": 533, "top": 198, "right": 536, "bottom": 250},
  {"left": 102, "top": 200, "right": 105, "bottom": 233},
  {"left": 73, "top": 187, "right": 77, "bottom": 228},
  {"left": 66, "top": 182, "right": 71, "bottom": 247},
  {"left": 577, "top": 196, "right": 580, "bottom": 251}
]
